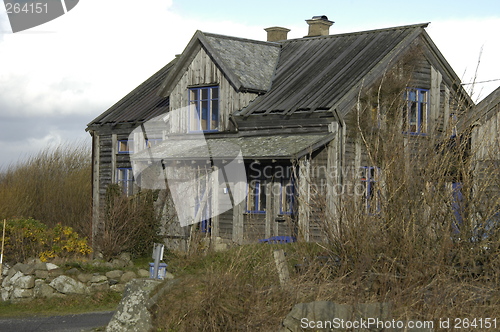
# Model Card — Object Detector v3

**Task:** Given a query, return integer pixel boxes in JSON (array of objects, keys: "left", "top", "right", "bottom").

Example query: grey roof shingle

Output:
[
  {"left": 87, "top": 60, "right": 175, "bottom": 128},
  {"left": 236, "top": 23, "right": 429, "bottom": 117},
  {"left": 204, "top": 33, "right": 281, "bottom": 92},
  {"left": 131, "top": 133, "right": 333, "bottom": 161}
]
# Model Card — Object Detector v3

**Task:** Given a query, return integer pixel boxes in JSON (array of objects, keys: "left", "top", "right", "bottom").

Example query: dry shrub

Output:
[
  {"left": 0, "top": 142, "right": 91, "bottom": 237},
  {"left": 153, "top": 244, "right": 298, "bottom": 331},
  {"left": 96, "top": 184, "right": 161, "bottom": 260}
]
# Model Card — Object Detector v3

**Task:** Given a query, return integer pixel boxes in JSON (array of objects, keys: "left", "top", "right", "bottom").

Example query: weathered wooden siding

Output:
[
  {"left": 472, "top": 106, "right": 500, "bottom": 161},
  {"left": 169, "top": 47, "right": 259, "bottom": 133},
  {"left": 471, "top": 104, "right": 500, "bottom": 213},
  {"left": 307, "top": 147, "right": 330, "bottom": 242}
]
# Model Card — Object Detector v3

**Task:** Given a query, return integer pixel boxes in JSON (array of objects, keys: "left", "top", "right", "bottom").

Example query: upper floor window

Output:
[
  {"left": 403, "top": 88, "right": 429, "bottom": 134},
  {"left": 117, "top": 139, "right": 133, "bottom": 154},
  {"left": 189, "top": 86, "right": 219, "bottom": 132}
]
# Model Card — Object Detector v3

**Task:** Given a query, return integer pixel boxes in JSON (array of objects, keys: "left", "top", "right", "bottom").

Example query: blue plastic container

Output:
[{"left": 149, "top": 263, "right": 167, "bottom": 279}]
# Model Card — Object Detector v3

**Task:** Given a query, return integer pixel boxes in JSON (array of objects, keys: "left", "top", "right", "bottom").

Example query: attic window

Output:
[
  {"left": 189, "top": 86, "right": 219, "bottom": 132},
  {"left": 403, "top": 88, "right": 429, "bottom": 134}
]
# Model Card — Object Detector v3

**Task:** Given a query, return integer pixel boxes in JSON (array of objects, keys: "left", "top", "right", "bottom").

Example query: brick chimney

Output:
[
  {"left": 305, "top": 15, "right": 334, "bottom": 37},
  {"left": 264, "top": 27, "right": 291, "bottom": 42}
]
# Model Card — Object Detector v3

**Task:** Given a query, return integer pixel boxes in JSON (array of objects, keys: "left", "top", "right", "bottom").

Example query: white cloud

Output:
[{"left": 0, "top": 4, "right": 498, "bottom": 168}]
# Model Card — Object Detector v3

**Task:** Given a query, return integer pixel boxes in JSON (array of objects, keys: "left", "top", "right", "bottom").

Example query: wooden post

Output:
[{"left": 273, "top": 249, "right": 290, "bottom": 287}]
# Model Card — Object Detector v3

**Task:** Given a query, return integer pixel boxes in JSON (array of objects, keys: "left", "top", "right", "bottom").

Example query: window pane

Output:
[
  {"left": 211, "top": 100, "right": 219, "bottom": 130},
  {"left": 191, "top": 101, "right": 200, "bottom": 131},
  {"left": 201, "top": 88, "right": 208, "bottom": 100},
  {"left": 211, "top": 87, "right": 219, "bottom": 99},
  {"left": 408, "top": 90, "right": 416, "bottom": 101},
  {"left": 260, "top": 182, "right": 266, "bottom": 211},
  {"left": 201, "top": 101, "right": 208, "bottom": 130},
  {"left": 418, "top": 90, "right": 427, "bottom": 103}
]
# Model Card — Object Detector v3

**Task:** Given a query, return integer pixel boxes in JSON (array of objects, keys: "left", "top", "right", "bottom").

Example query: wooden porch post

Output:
[{"left": 298, "top": 157, "right": 311, "bottom": 242}]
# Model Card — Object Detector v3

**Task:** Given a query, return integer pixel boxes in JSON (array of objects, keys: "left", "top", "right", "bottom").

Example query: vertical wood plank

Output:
[
  {"left": 232, "top": 181, "right": 245, "bottom": 244},
  {"left": 111, "top": 134, "right": 117, "bottom": 183},
  {"left": 211, "top": 165, "right": 220, "bottom": 239},
  {"left": 298, "top": 157, "right": 311, "bottom": 242}
]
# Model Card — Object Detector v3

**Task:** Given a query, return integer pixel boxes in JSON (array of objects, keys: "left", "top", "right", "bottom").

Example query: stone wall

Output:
[{"left": 0, "top": 255, "right": 172, "bottom": 302}]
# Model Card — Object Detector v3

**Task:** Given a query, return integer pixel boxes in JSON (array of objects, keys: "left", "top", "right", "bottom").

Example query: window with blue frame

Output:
[
  {"left": 189, "top": 86, "right": 219, "bottom": 132},
  {"left": 116, "top": 168, "right": 134, "bottom": 196},
  {"left": 403, "top": 88, "right": 429, "bottom": 134},
  {"left": 247, "top": 179, "right": 267, "bottom": 213},
  {"left": 280, "top": 177, "right": 295, "bottom": 215},
  {"left": 360, "top": 166, "right": 381, "bottom": 214},
  {"left": 117, "top": 140, "right": 133, "bottom": 154}
]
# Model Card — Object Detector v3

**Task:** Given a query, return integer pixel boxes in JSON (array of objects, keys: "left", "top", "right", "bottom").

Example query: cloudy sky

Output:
[{"left": 0, "top": 0, "right": 499, "bottom": 169}]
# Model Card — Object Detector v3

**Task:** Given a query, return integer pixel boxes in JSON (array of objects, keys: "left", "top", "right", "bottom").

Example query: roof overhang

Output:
[{"left": 131, "top": 133, "right": 335, "bottom": 163}]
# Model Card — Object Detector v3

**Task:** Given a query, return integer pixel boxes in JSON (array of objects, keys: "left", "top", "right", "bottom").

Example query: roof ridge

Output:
[
  {"left": 283, "top": 22, "right": 430, "bottom": 43},
  {"left": 202, "top": 31, "right": 281, "bottom": 47}
]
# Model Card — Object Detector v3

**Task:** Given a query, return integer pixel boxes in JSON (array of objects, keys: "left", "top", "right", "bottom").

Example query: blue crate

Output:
[{"left": 149, "top": 263, "right": 168, "bottom": 279}]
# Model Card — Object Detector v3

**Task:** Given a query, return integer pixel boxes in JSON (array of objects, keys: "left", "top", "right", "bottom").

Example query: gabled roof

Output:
[
  {"left": 236, "top": 23, "right": 431, "bottom": 117},
  {"left": 86, "top": 60, "right": 176, "bottom": 129},
  {"left": 88, "top": 22, "right": 471, "bottom": 131},
  {"left": 158, "top": 31, "right": 281, "bottom": 96}
]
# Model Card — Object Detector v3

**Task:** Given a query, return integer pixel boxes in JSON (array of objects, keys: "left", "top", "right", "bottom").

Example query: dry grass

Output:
[{"left": 0, "top": 142, "right": 92, "bottom": 237}]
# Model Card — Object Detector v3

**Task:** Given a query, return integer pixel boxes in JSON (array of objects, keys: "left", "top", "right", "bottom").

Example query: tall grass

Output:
[{"left": 0, "top": 142, "right": 92, "bottom": 237}]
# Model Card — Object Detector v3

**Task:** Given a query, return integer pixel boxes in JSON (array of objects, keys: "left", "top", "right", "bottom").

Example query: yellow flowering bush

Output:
[{"left": 3, "top": 218, "right": 92, "bottom": 263}]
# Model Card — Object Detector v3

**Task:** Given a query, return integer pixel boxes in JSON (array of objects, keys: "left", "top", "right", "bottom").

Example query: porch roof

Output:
[{"left": 131, "top": 133, "right": 334, "bottom": 162}]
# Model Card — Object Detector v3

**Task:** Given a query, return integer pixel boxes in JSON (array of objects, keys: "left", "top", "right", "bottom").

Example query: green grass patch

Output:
[{"left": 0, "top": 291, "right": 122, "bottom": 318}]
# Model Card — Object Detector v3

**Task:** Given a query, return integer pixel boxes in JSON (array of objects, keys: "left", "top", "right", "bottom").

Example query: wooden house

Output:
[{"left": 86, "top": 17, "right": 472, "bottom": 251}]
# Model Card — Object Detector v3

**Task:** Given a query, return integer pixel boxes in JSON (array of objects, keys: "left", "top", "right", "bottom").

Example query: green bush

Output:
[{"left": 2, "top": 218, "right": 92, "bottom": 263}]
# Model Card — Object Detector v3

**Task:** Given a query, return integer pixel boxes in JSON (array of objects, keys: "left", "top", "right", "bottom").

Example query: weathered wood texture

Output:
[
  {"left": 169, "top": 47, "right": 259, "bottom": 133},
  {"left": 471, "top": 102, "right": 500, "bottom": 212}
]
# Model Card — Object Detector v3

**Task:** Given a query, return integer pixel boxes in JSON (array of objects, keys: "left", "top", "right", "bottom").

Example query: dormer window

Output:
[
  {"left": 403, "top": 88, "right": 429, "bottom": 134},
  {"left": 189, "top": 86, "right": 219, "bottom": 132}
]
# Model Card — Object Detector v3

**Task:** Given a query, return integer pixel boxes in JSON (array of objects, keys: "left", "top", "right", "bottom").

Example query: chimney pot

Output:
[
  {"left": 264, "top": 26, "right": 291, "bottom": 42},
  {"left": 305, "top": 15, "right": 334, "bottom": 37}
]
